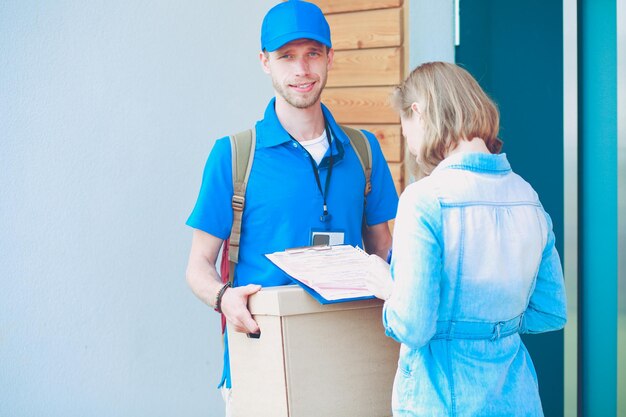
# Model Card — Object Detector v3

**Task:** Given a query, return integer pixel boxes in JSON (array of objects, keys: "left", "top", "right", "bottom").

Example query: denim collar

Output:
[
  {"left": 432, "top": 152, "right": 512, "bottom": 175},
  {"left": 255, "top": 98, "right": 350, "bottom": 149}
]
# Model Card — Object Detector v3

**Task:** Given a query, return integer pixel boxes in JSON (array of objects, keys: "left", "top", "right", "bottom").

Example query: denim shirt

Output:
[{"left": 383, "top": 152, "right": 567, "bottom": 416}]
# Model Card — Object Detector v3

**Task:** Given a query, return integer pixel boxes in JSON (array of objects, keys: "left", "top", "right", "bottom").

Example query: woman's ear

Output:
[{"left": 410, "top": 102, "right": 421, "bottom": 116}]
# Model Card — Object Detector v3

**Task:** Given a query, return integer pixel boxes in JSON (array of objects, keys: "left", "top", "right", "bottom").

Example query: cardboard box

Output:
[{"left": 228, "top": 285, "right": 399, "bottom": 417}]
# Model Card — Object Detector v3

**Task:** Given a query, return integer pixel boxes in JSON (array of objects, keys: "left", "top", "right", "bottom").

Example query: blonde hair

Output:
[{"left": 391, "top": 62, "right": 502, "bottom": 175}]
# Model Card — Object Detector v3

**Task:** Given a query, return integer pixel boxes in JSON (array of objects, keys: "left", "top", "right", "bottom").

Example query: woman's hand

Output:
[{"left": 365, "top": 254, "right": 393, "bottom": 301}]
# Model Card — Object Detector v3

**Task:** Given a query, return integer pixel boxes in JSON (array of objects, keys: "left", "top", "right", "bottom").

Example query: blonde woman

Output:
[{"left": 366, "top": 62, "right": 567, "bottom": 416}]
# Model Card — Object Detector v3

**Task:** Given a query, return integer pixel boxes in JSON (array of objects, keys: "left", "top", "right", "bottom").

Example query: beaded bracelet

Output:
[{"left": 214, "top": 282, "right": 231, "bottom": 313}]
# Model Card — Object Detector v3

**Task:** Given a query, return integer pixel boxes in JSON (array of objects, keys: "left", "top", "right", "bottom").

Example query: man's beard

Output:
[{"left": 273, "top": 76, "right": 327, "bottom": 109}]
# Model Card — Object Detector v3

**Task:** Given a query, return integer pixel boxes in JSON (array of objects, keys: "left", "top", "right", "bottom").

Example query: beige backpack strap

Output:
[
  {"left": 228, "top": 128, "right": 256, "bottom": 285},
  {"left": 340, "top": 125, "right": 372, "bottom": 196}
]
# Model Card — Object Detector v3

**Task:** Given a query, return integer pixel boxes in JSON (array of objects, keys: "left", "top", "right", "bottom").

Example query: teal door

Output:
[{"left": 455, "top": 1, "right": 564, "bottom": 416}]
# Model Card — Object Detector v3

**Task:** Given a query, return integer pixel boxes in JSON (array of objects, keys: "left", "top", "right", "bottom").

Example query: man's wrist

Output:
[{"left": 214, "top": 282, "right": 231, "bottom": 313}]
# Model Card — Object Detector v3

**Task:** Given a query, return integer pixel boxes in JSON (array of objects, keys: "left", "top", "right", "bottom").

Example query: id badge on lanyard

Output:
[
  {"left": 293, "top": 119, "right": 345, "bottom": 247},
  {"left": 310, "top": 229, "right": 345, "bottom": 246}
]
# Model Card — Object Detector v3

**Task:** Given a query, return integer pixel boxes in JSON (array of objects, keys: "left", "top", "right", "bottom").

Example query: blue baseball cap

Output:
[{"left": 261, "top": 1, "right": 332, "bottom": 52}]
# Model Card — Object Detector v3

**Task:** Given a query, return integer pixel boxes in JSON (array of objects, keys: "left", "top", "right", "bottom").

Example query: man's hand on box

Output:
[{"left": 221, "top": 284, "right": 262, "bottom": 334}]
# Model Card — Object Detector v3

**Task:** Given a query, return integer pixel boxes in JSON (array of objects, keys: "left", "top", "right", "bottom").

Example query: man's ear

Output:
[{"left": 260, "top": 51, "right": 271, "bottom": 74}]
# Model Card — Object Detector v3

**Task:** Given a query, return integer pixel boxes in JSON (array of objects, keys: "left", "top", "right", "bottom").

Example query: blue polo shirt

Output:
[{"left": 187, "top": 98, "right": 399, "bottom": 387}]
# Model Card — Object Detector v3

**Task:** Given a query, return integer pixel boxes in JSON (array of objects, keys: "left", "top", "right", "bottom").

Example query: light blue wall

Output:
[
  {"left": 0, "top": 1, "right": 274, "bottom": 416},
  {"left": 408, "top": 0, "right": 455, "bottom": 67}
]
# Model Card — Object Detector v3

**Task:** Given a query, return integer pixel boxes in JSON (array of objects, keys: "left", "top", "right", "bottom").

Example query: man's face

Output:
[{"left": 260, "top": 39, "right": 334, "bottom": 109}]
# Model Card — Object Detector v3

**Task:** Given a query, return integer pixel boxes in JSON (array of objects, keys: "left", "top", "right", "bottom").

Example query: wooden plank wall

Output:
[{"left": 317, "top": 0, "right": 407, "bottom": 195}]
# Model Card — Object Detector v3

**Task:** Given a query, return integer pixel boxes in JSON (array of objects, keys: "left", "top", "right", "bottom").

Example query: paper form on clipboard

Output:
[{"left": 265, "top": 244, "right": 375, "bottom": 304}]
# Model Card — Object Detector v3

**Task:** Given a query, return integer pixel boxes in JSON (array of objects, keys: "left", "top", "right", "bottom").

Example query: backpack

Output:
[{"left": 218, "top": 125, "right": 373, "bottom": 320}]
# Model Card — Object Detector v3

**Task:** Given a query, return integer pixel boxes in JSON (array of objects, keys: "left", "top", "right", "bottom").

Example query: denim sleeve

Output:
[
  {"left": 382, "top": 184, "right": 442, "bottom": 348},
  {"left": 363, "top": 130, "right": 399, "bottom": 226},
  {"left": 186, "top": 137, "right": 234, "bottom": 240},
  {"left": 520, "top": 210, "right": 568, "bottom": 334}
]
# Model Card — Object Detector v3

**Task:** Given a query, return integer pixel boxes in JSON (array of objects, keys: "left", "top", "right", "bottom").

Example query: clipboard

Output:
[{"left": 265, "top": 245, "right": 375, "bottom": 304}]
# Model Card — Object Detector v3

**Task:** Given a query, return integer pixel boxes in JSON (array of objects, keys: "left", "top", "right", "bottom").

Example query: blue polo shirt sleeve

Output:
[
  {"left": 363, "top": 130, "right": 399, "bottom": 226},
  {"left": 186, "top": 137, "right": 233, "bottom": 239}
]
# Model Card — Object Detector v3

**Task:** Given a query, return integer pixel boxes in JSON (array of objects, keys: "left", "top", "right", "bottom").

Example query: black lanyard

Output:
[{"left": 289, "top": 121, "right": 334, "bottom": 222}]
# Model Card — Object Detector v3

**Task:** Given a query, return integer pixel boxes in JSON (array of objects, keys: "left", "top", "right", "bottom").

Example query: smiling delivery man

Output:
[{"left": 185, "top": 1, "right": 399, "bottom": 414}]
